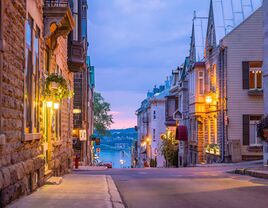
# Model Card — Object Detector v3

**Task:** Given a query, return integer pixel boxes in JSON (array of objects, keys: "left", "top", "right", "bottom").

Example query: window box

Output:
[
  {"left": 248, "top": 89, "right": 263, "bottom": 96},
  {"left": 24, "top": 133, "right": 42, "bottom": 142}
]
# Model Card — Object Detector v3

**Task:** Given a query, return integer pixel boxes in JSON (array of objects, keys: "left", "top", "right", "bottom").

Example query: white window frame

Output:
[
  {"left": 249, "top": 67, "right": 262, "bottom": 90},
  {"left": 249, "top": 120, "right": 262, "bottom": 146},
  {"left": 198, "top": 71, "right": 204, "bottom": 95}
]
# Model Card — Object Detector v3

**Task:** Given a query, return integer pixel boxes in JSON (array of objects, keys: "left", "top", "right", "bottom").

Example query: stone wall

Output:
[{"left": 0, "top": 0, "right": 74, "bottom": 206}]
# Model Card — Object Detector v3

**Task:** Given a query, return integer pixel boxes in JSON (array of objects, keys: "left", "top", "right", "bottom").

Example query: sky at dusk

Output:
[{"left": 87, "top": 0, "right": 211, "bottom": 129}]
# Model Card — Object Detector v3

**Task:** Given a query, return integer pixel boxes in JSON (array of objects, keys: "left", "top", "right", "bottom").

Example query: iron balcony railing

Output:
[{"left": 44, "top": 0, "right": 69, "bottom": 7}]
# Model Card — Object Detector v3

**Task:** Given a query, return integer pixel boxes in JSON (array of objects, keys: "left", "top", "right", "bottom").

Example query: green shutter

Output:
[
  {"left": 242, "top": 62, "right": 249, "bottom": 89},
  {"left": 242, "top": 115, "right": 250, "bottom": 145}
]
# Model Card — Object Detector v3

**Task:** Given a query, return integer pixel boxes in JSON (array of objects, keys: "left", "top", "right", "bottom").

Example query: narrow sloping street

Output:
[{"left": 78, "top": 167, "right": 268, "bottom": 208}]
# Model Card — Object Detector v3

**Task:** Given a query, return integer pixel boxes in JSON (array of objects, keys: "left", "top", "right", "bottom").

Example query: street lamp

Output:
[
  {"left": 46, "top": 101, "right": 53, "bottom": 108},
  {"left": 205, "top": 96, "right": 213, "bottom": 105},
  {"left": 146, "top": 137, "right": 150, "bottom": 143},
  {"left": 53, "top": 102, "right": 59, "bottom": 109}
]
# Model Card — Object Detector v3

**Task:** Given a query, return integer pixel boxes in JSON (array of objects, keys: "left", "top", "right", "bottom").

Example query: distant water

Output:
[{"left": 98, "top": 149, "right": 131, "bottom": 168}]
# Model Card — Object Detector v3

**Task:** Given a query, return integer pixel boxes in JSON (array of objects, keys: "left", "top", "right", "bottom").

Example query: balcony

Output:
[
  {"left": 68, "top": 39, "right": 87, "bottom": 72},
  {"left": 43, "top": 0, "right": 75, "bottom": 49}
]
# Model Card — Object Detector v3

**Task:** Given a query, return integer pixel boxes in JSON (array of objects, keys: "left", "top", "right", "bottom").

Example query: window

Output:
[
  {"left": 73, "top": 0, "right": 79, "bottom": 41},
  {"left": 179, "top": 95, "right": 183, "bottom": 113},
  {"left": 198, "top": 71, "right": 204, "bottom": 95},
  {"left": 0, "top": 0, "right": 3, "bottom": 51},
  {"left": 153, "top": 129, "right": 156, "bottom": 142},
  {"left": 52, "top": 104, "right": 61, "bottom": 141},
  {"left": 153, "top": 111, "right": 156, "bottom": 119},
  {"left": 210, "top": 64, "right": 216, "bottom": 91},
  {"left": 249, "top": 119, "right": 262, "bottom": 146},
  {"left": 249, "top": 62, "right": 262, "bottom": 90},
  {"left": 24, "top": 16, "right": 40, "bottom": 134}
]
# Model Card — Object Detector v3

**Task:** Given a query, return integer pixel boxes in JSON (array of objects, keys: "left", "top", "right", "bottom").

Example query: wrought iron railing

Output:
[{"left": 44, "top": 0, "right": 69, "bottom": 7}]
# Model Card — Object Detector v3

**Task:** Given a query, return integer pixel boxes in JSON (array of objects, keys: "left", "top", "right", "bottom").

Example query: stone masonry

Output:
[{"left": 0, "top": 0, "right": 74, "bottom": 206}]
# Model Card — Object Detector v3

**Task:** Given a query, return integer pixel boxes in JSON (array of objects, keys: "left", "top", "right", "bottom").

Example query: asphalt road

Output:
[{"left": 76, "top": 166, "right": 268, "bottom": 208}]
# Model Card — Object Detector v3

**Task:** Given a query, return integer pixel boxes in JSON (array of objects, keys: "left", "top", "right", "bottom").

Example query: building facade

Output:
[{"left": 0, "top": 0, "right": 80, "bottom": 206}]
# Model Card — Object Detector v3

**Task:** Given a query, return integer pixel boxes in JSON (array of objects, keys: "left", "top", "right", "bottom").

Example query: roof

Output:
[
  {"left": 210, "top": 0, "right": 262, "bottom": 44},
  {"left": 189, "top": 14, "right": 208, "bottom": 63}
]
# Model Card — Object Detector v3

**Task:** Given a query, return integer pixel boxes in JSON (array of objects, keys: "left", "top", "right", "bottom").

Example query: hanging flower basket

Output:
[
  {"left": 257, "top": 116, "right": 268, "bottom": 142},
  {"left": 44, "top": 73, "right": 74, "bottom": 101}
]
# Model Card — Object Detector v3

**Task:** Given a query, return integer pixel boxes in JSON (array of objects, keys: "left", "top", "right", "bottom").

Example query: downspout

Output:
[{"left": 219, "top": 45, "right": 227, "bottom": 163}]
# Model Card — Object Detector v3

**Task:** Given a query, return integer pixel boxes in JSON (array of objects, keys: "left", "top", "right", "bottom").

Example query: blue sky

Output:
[{"left": 87, "top": 0, "right": 211, "bottom": 129}]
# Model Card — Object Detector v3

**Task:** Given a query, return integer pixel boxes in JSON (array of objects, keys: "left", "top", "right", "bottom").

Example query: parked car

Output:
[{"left": 99, "top": 161, "right": 113, "bottom": 168}]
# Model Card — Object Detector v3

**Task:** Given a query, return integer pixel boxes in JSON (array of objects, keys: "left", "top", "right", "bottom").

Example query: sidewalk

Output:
[
  {"left": 7, "top": 174, "right": 125, "bottom": 208},
  {"left": 231, "top": 166, "right": 268, "bottom": 180},
  {"left": 196, "top": 160, "right": 263, "bottom": 168}
]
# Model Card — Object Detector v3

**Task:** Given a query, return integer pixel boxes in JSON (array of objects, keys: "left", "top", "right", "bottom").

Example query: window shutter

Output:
[
  {"left": 242, "top": 115, "right": 250, "bottom": 145},
  {"left": 242, "top": 62, "right": 249, "bottom": 89}
]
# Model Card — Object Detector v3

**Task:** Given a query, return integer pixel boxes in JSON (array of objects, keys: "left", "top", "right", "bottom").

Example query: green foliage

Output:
[
  {"left": 44, "top": 73, "right": 73, "bottom": 101},
  {"left": 205, "top": 144, "right": 220, "bottom": 155},
  {"left": 94, "top": 92, "right": 113, "bottom": 136},
  {"left": 150, "top": 158, "right": 157, "bottom": 167},
  {"left": 160, "top": 131, "right": 178, "bottom": 167},
  {"left": 257, "top": 116, "right": 268, "bottom": 141}
]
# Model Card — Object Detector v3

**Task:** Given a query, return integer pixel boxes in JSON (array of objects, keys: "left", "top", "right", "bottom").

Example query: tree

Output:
[
  {"left": 93, "top": 92, "right": 113, "bottom": 135},
  {"left": 160, "top": 131, "right": 178, "bottom": 167}
]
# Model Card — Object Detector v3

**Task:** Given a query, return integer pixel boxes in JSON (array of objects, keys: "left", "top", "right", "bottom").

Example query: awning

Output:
[{"left": 175, "top": 125, "right": 188, "bottom": 141}]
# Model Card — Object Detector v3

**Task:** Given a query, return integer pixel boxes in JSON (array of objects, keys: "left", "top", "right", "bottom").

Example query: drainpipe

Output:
[
  {"left": 219, "top": 45, "right": 227, "bottom": 163},
  {"left": 263, "top": 0, "right": 268, "bottom": 165}
]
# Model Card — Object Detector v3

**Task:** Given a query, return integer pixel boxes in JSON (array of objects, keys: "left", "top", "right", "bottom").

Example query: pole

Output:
[{"left": 263, "top": 0, "right": 268, "bottom": 165}]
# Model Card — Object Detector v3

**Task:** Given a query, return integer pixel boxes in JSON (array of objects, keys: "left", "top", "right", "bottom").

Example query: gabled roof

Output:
[
  {"left": 181, "top": 57, "right": 189, "bottom": 81},
  {"left": 206, "top": 0, "right": 262, "bottom": 50}
]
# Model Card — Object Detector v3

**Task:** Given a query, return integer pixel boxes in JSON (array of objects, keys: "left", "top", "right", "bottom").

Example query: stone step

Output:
[{"left": 45, "top": 176, "right": 63, "bottom": 185}]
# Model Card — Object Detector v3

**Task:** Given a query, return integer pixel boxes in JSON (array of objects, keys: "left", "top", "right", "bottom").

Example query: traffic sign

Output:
[{"left": 96, "top": 148, "right": 100, "bottom": 153}]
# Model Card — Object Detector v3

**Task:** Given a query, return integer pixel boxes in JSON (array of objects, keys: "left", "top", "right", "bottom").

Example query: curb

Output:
[
  {"left": 229, "top": 168, "right": 268, "bottom": 179},
  {"left": 72, "top": 166, "right": 108, "bottom": 171},
  {"left": 106, "top": 176, "right": 126, "bottom": 208}
]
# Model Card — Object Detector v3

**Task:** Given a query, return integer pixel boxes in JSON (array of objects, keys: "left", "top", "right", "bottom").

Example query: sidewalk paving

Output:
[{"left": 7, "top": 174, "right": 125, "bottom": 208}]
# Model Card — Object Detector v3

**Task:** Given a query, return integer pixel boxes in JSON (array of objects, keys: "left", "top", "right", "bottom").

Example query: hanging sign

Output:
[{"left": 79, "top": 130, "right": 87, "bottom": 141}]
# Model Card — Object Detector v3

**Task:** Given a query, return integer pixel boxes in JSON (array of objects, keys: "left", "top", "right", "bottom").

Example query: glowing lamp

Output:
[
  {"left": 205, "top": 96, "right": 213, "bottom": 104},
  {"left": 46, "top": 101, "right": 53, "bottom": 108},
  {"left": 53, "top": 102, "right": 59, "bottom": 109},
  {"left": 146, "top": 137, "right": 150, "bottom": 143}
]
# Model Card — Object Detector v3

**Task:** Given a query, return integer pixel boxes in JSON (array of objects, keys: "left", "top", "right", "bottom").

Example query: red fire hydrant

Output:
[{"left": 74, "top": 155, "right": 79, "bottom": 169}]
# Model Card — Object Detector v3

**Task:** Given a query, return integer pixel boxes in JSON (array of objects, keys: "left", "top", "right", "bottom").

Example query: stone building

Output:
[
  {"left": 0, "top": 0, "right": 76, "bottom": 206},
  {"left": 70, "top": 0, "right": 94, "bottom": 166}
]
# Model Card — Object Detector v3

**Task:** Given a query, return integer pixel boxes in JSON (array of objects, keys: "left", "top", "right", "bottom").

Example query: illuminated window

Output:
[
  {"left": 210, "top": 64, "right": 216, "bottom": 91},
  {"left": 249, "top": 62, "right": 262, "bottom": 90},
  {"left": 52, "top": 104, "right": 61, "bottom": 141},
  {"left": 24, "top": 16, "right": 40, "bottom": 134}
]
